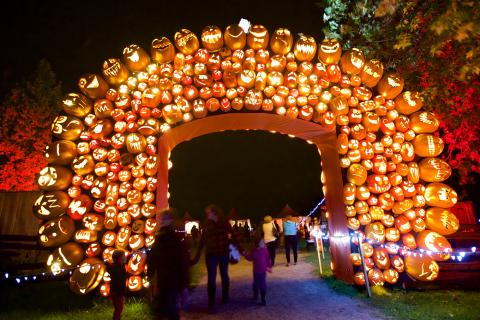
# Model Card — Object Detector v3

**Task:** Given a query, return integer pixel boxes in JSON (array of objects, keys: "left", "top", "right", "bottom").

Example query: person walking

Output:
[
  {"left": 262, "top": 215, "right": 279, "bottom": 266},
  {"left": 243, "top": 235, "right": 272, "bottom": 306},
  {"left": 147, "top": 208, "right": 190, "bottom": 320},
  {"left": 283, "top": 215, "right": 298, "bottom": 266},
  {"left": 108, "top": 250, "right": 127, "bottom": 320},
  {"left": 193, "top": 204, "right": 241, "bottom": 314}
]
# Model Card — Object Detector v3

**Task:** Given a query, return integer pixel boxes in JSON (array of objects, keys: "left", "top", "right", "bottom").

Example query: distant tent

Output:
[{"left": 276, "top": 204, "right": 299, "bottom": 218}]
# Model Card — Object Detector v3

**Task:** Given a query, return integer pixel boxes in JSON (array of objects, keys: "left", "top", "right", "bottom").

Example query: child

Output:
[
  {"left": 108, "top": 250, "right": 127, "bottom": 320},
  {"left": 243, "top": 236, "right": 272, "bottom": 306}
]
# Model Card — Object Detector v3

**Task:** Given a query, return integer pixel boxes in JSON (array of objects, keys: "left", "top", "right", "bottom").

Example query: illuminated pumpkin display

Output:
[{"left": 35, "top": 23, "right": 456, "bottom": 294}]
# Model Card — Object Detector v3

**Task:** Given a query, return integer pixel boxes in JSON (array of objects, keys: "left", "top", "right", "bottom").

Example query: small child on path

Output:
[
  {"left": 243, "top": 236, "right": 272, "bottom": 306},
  {"left": 108, "top": 250, "right": 127, "bottom": 320}
]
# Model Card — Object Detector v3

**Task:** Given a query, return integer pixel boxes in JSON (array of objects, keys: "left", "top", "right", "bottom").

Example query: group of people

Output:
[{"left": 107, "top": 205, "right": 300, "bottom": 320}]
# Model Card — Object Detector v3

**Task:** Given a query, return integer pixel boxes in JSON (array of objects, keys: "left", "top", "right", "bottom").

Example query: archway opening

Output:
[{"left": 168, "top": 130, "right": 323, "bottom": 221}]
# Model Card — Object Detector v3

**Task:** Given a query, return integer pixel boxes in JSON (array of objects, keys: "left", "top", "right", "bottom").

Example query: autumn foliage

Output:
[{"left": 0, "top": 60, "right": 61, "bottom": 191}]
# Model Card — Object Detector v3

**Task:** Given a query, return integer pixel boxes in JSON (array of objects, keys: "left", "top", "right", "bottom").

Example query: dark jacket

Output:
[
  {"left": 107, "top": 263, "right": 127, "bottom": 297},
  {"left": 147, "top": 226, "right": 189, "bottom": 295}
]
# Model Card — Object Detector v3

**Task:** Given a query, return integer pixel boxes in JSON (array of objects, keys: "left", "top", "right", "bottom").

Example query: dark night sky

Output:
[{"left": 0, "top": 0, "right": 326, "bottom": 221}]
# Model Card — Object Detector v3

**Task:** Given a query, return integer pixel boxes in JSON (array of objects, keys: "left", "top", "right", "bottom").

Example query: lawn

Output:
[
  {"left": 304, "top": 239, "right": 480, "bottom": 320},
  {"left": 0, "top": 248, "right": 206, "bottom": 320}
]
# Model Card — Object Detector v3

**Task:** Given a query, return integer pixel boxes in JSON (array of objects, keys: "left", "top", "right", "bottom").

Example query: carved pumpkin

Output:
[
  {"left": 405, "top": 255, "right": 439, "bottom": 281},
  {"left": 270, "top": 28, "right": 293, "bottom": 55},
  {"left": 102, "top": 58, "right": 129, "bottom": 86},
  {"left": 293, "top": 35, "right": 317, "bottom": 62},
  {"left": 419, "top": 158, "right": 452, "bottom": 182},
  {"left": 224, "top": 24, "right": 246, "bottom": 50},
  {"left": 317, "top": 38, "right": 342, "bottom": 65},
  {"left": 340, "top": 48, "right": 365, "bottom": 75},
  {"left": 47, "top": 242, "right": 84, "bottom": 275},
  {"left": 377, "top": 73, "right": 404, "bottom": 99},
  {"left": 412, "top": 134, "right": 444, "bottom": 157},
  {"left": 78, "top": 74, "right": 109, "bottom": 99},
  {"left": 38, "top": 216, "right": 75, "bottom": 247},
  {"left": 201, "top": 25, "right": 223, "bottom": 52},
  {"left": 360, "top": 59, "right": 383, "bottom": 87},
  {"left": 69, "top": 258, "right": 105, "bottom": 294},
  {"left": 424, "top": 183, "right": 458, "bottom": 208},
  {"left": 62, "top": 93, "right": 92, "bottom": 117},
  {"left": 417, "top": 230, "right": 452, "bottom": 261},
  {"left": 122, "top": 44, "right": 150, "bottom": 71},
  {"left": 425, "top": 207, "right": 459, "bottom": 236},
  {"left": 51, "top": 115, "right": 84, "bottom": 141},
  {"left": 247, "top": 25, "right": 269, "bottom": 50}
]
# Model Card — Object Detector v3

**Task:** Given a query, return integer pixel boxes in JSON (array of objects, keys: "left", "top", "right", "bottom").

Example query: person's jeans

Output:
[
  {"left": 206, "top": 254, "right": 230, "bottom": 306},
  {"left": 284, "top": 235, "right": 298, "bottom": 264},
  {"left": 253, "top": 272, "right": 267, "bottom": 302},
  {"left": 266, "top": 240, "right": 277, "bottom": 265}
]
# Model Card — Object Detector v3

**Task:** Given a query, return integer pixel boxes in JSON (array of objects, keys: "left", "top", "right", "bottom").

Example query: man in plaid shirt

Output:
[{"left": 194, "top": 204, "right": 243, "bottom": 314}]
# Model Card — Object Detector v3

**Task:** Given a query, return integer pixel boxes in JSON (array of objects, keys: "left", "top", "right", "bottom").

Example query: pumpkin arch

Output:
[{"left": 34, "top": 23, "right": 457, "bottom": 294}]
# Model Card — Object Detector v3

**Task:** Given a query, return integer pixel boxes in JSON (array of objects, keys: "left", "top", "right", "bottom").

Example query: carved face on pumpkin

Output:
[
  {"left": 38, "top": 216, "right": 75, "bottom": 247},
  {"left": 33, "top": 191, "right": 70, "bottom": 220},
  {"left": 174, "top": 29, "right": 199, "bottom": 55},
  {"left": 51, "top": 116, "right": 84, "bottom": 141},
  {"left": 269, "top": 28, "right": 293, "bottom": 55},
  {"left": 318, "top": 38, "right": 342, "bottom": 65},
  {"left": 78, "top": 74, "right": 109, "bottom": 99},
  {"left": 151, "top": 37, "right": 175, "bottom": 63},
  {"left": 69, "top": 258, "right": 105, "bottom": 294},
  {"left": 62, "top": 93, "right": 92, "bottom": 117},
  {"left": 47, "top": 242, "right": 84, "bottom": 275},
  {"left": 122, "top": 44, "right": 150, "bottom": 71},
  {"left": 424, "top": 183, "right": 457, "bottom": 208}
]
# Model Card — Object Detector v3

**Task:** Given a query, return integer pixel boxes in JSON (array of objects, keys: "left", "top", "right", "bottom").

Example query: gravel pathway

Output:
[{"left": 183, "top": 251, "right": 391, "bottom": 320}]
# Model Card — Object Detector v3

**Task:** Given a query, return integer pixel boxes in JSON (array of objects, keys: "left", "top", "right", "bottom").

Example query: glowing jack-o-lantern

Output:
[
  {"left": 116, "top": 226, "right": 132, "bottom": 248},
  {"left": 373, "top": 248, "right": 390, "bottom": 270},
  {"left": 33, "top": 191, "right": 70, "bottom": 220},
  {"left": 86, "top": 243, "right": 101, "bottom": 258},
  {"left": 405, "top": 255, "right": 439, "bottom": 281},
  {"left": 416, "top": 230, "right": 452, "bottom": 261},
  {"left": 127, "top": 275, "right": 143, "bottom": 292},
  {"left": 377, "top": 73, "right": 404, "bottom": 99},
  {"left": 424, "top": 183, "right": 458, "bottom": 208},
  {"left": 383, "top": 269, "right": 399, "bottom": 284},
  {"left": 201, "top": 25, "right": 223, "bottom": 52},
  {"left": 365, "top": 222, "right": 385, "bottom": 244},
  {"left": 82, "top": 213, "right": 104, "bottom": 231},
  {"left": 38, "top": 216, "right": 75, "bottom": 247},
  {"left": 122, "top": 44, "right": 150, "bottom": 71},
  {"left": 360, "top": 59, "right": 383, "bottom": 88},
  {"left": 174, "top": 29, "right": 199, "bottom": 55},
  {"left": 347, "top": 164, "right": 367, "bottom": 186},
  {"left": 270, "top": 28, "right": 293, "bottom": 55},
  {"left": 78, "top": 74, "right": 109, "bottom": 99},
  {"left": 71, "top": 155, "right": 95, "bottom": 176},
  {"left": 353, "top": 272, "right": 366, "bottom": 285},
  {"left": 412, "top": 134, "right": 444, "bottom": 157},
  {"left": 69, "top": 258, "right": 105, "bottom": 294},
  {"left": 126, "top": 133, "right": 147, "bottom": 154},
  {"left": 45, "top": 140, "right": 77, "bottom": 166},
  {"left": 425, "top": 207, "right": 459, "bottom": 235},
  {"left": 151, "top": 37, "right": 175, "bottom": 63},
  {"left": 318, "top": 38, "right": 342, "bottom": 65},
  {"left": 129, "top": 234, "right": 145, "bottom": 251},
  {"left": 102, "top": 231, "right": 117, "bottom": 247},
  {"left": 293, "top": 35, "right": 317, "bottom": 62},
  {"left": 247, "top": 25, "right": 269, "bottom": 50},
  {"left": 419, "top": 158, "right": 451, "bottom": 182},
  {"left": 74, "top": 229, "right": 97, "bottom": 243},
  {"left": 47, "top": 242, "right": 84, "bottom": 275},
  {"left": 127, "top": 251, "right": 147, "bottom": 275},
  {"left": 410, "top": 111, "right": 439, "bottom": 133},
  {"left": 340, "top": 48, "right": 365, "bottom": 75},
  {"left": 395, "top": 91, "right": 423, "bottom": 115},
  {"left": 67, "top": 194, "right": 93, "bottom": 220},
  {"left": 368, "top": 268, "right": 384, "bottom": 286},
  {"left": 37, "top": 166, "right": 73, "bottom": 191},
  {"left": 224, "top": 24, "right": 246, "bottom": 50},
  {"left": 102, "top": 58, "right": 129, "bottom": 86},
  {"left": 367, "top": 174, "right": 391, "bottom": 194},
  {"left": 51, "top": 115, "right": 84, "bottom": 141},
  {"left": 62, "top": 93, "right": 92, "bottom": 117}
]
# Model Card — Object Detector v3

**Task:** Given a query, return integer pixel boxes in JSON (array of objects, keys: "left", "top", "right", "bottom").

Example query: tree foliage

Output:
[
  {"left": 320, "top": 0, "right": 480, "bottom": 187},
  {"left": 0, "top": 60, "right": 62, "bottom": 191}
]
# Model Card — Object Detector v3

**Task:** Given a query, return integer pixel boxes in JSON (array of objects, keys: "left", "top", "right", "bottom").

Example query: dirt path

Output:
[{"left": 183, "top": 251, "right": 390, "bottom": 320}]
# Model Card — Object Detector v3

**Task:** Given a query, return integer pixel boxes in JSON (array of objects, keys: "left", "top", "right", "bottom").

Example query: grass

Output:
[
  {"left": 303, "top": 239, "right": 480, "bottom": 320},
  {"left": 0, "top": 246, "right": 207, "bottom": 320}
]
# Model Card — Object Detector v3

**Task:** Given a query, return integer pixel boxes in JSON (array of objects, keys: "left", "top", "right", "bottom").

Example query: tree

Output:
[
  {"left": 320, "top": 0, "right": 480, "bottom": 189},
  {"left": 0, "top": 60, "right": 62, "bottom": 191}
]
